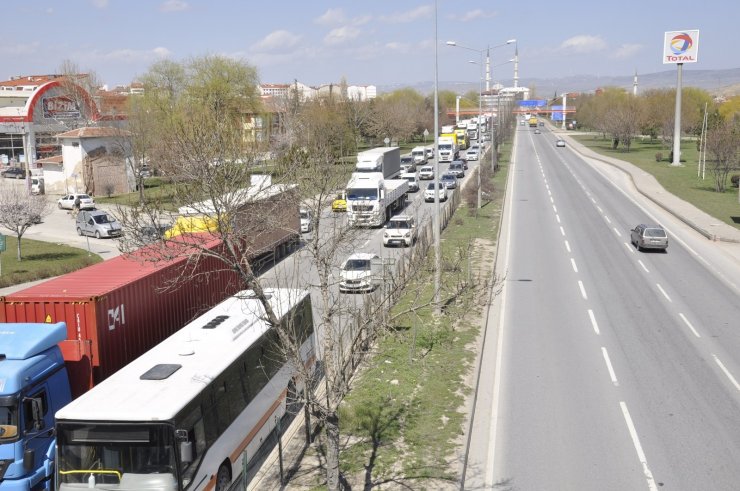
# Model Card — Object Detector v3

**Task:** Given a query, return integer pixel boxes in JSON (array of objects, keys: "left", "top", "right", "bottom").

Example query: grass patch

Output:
[
  {"left": 337, "top": 141, "right": 511, "bottom": 487},
  {"left": 573, "top": 135, "right": 740, "bottom": 230},
  {"left": 0, "top": 236, "right": 102, "bottom": 288}
]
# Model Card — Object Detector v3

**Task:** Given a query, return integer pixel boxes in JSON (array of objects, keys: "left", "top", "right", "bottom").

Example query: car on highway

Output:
[
  {"left": 539, "top": 121, "right": 545, "bottom": 127},
  {"left": 534, "top": 129, "right": 541, "bottom": 134},
  {"left": 383, "top": 215, "right": 417, "bottom": 247},
  {"left": 466, "top": 146, "right": 480, "bottom": 161},
  {"left": 556, "top": 139, "right": 566, "bottom": 147},
  {"left": 440, "top": 173, "right": 458, "bottom": 189},
  {"left": 1, "top": 167, "right": 26, "bottom": 179},
  {"left": 419, "top": 165, "right": 434, "bottom": 180},
  {"left": 401, "top": 172, "right": 419, "bottom": 192},
  {"left": 332, "top": 191, "right": 347, "bottom": 212},
  {"left": 76, "top": 210, "right": 122, "bottom": 238},
  {"left": 448, "top": 161, "right": 465, "bottom": 178},
  {"left": 339, "top": 253, "right": 382, "bottom": 293},
  {"left": 425, "top": 147, "right": 434, "bottom": 160},
  {"left": 58, "top": 193, "right": 95, "bottom": 210},
  {"left": 630, "top": 224, "right": 668, "bottom": 251},
  {"left": 424, "top": 181, "right": 448, "bottom": 202},
  {"left": 400, "top": 156, "right": 415, "bottom": 173},
  {"left": 299, "top": 207, "right": 313, "bottom": 233}
]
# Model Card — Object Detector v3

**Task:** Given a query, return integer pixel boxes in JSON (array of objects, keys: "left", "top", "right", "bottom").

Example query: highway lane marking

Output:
[
  {"left": 578, "top": 280, "right": 588, "bottom": 300},
  {"left": 604, "top": 215, "right": 612, "bottom": 224},
  {"left": 602, "top": 347, "right": 619, "bottom": 386},
  {"left": 620, "top": 402, "right": 658, "bottom": 491},
  {"left": 556, "top": 214, "right": 561, "bottom": 223},
  {"left": 597, "top": 206, "right": 603, "bottom": 213},
  {"left": 679, "top": 313, "right": 701, "bottom": 338},
  {"left": 588, "top": 309, "right": 600, "bottom": 335},
  {"left": 656, "top": 283, "right": 672, "bottom": 302},
  {"left": 624, "top": 242, "right": 636, "bottom": 253},
  {"left": 570, "top": 258, "right": 578, "bottom": 273},
  {"left": 564, "top": 240, "right": 571, "bottom": 253},
  {"left": 552, "top": 205, "right": 557, "bottom": 213},
  {"left": 550, "top": 196, "right": 554, "bottom": 204},
  {"left": 713, "top": 354, "right": 740, "bottom": 392},
  {"left": 590, "top": 197, "right": 597, "bottom": 204},
  {"left": 638, "top": 260, "right": 649, "bottom": 273},
  {"left": 613, "top": 227, "right": 622, "bottom": 237},
  {"left": 560, "top": 226, "right": 565, "bottom": 236}
]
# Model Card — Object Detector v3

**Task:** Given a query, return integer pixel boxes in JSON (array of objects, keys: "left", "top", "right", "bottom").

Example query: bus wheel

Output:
[{"left": 215, "top": 463, "right": 231, "bottom": 491}]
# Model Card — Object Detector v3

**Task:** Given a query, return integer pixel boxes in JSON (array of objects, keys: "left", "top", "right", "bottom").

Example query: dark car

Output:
[
  {"left": 448, "top": 161, "right": 465, "bottom": 178},
  {"left": 630, "top": 224, "right": 668, "bottom": 251},
  {"left": 1, "top": 167, "right": 26, "bottom": 179}
]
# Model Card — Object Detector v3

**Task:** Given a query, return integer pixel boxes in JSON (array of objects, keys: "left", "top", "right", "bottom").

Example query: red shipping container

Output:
[{"left": 0, "top": 237, "right": 241, "bottom": 397}]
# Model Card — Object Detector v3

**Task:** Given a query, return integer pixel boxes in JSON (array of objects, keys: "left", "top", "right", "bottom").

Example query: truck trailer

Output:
[{"left": 355, "top": 147, "right": 401, "bottom": 179}]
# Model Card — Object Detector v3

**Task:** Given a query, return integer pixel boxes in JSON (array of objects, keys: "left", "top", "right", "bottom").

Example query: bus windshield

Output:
[{"left": 57, "top": 423, "right": 178, "bottom": 489}]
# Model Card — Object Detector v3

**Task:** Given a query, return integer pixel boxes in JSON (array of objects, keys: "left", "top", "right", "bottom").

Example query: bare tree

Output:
[
  {"left": 706, "top": 120, "right": 740, "bottom": 193},
  {"left": 0, "top": 184, "right": 53, "bottom": 260}
]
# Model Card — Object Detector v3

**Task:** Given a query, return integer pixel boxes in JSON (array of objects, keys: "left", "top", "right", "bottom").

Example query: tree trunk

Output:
[
  {"left": 325, "top": 411, "right": 342, "bottom": 491},
  {"left": 16, "top": 237, "right": 22, "bottom": 261}
]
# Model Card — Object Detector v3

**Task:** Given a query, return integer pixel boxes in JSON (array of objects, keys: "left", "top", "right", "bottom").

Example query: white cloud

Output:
[
  {"left": 0, "top": 42, "right": 40, "bottom": 56},
  {"left": 324, "top": 26, "right": 361, "bottom": 46},
  {"left": 160, "top": 0, "right": 189, "bottom": 12},
  {"left": 90, "top": 0, "right": 108, "bottom": 8},
  {"left": 152, "top": 47, "right": 172, "bottom": 58},
  {"left": 315, "top": 8, "right": 346, "bottom": 25},
  {"left": 380, "top": 5, "right": 433, "bottom": 23},
  {"left": 251, "top": 30, "right": 302, "bottom": 52},
  {"left": 559, "top": 35, "right": 607, "bottom": 53},
  {"left": 452, "top": 9, "right": 496, "bottom": 22},
  {"left": 612, "top": 43, "right": 642, "bottom": 59}
]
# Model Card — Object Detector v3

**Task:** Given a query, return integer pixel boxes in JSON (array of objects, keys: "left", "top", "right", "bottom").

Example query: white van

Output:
[{"left": 411, "top": 146, "right": 427, "bottom": 164}]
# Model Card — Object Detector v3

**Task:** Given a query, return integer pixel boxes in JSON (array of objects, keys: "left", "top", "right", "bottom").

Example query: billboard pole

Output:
[{"left": 671, "top": 63, "right": 683, "bottom": 166}]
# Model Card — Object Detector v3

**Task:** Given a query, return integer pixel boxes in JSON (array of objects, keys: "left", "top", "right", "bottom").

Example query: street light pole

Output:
[
  {"left": 469, "top": 59, "right": 482, "bottom": 210},
  {"left": 433, "top": 0, "right": 441, "bottom": 314}
]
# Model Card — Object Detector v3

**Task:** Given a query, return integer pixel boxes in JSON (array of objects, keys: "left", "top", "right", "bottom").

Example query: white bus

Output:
[{"left": 54, "top": 288, "right": 315, "bottom": 491}]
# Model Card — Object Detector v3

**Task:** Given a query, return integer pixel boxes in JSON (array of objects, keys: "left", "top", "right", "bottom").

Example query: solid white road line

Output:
[
  {"left": 588, "top": 309, "right": 600, "bottom": 335},
  {"left": 602, "top": 347, "right": 619, "bottom": 386},
  {"left": 620, "top": 401, "right": 658, "bottom": 491},
  {"left": 679, "top": 313, "right": 700, "bottom": 338},
  {"left": 578, "top": 280, "right": 588, "bottom": 300},
  {"left": 713, "top": 354, "right": 740, "bottom": 392}
]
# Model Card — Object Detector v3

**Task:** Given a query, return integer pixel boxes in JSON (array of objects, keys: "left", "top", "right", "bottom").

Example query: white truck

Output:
[
  {"left": 346, "top": 172, "right": 408, "bottom": 227},
  {"left": 411, "top": 146, "right": 427, "bottom": 164},
  {"left": 356, "top": 147, "right": 401, "bottom": 178},
  {"left": 466, "top": 121, "right": 479, "bottom": 141},
  {"left": 438, "top": 135, "right": 457, "bottom": 163}
]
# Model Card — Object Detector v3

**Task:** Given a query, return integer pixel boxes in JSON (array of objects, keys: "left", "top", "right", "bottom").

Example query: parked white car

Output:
[
  {"left": 424, "top": 182, "right": 448, "bottom": 202},
  {"left": 339, "top": 253, "right": 382, "bottom": 293},
  {"left": 383, "top": 215, "right": 417, "bottom": 247},
  {"left": 57, "top": 193, "right": 95, "bottom": 210},
  {"left": 418, "top": 165, "right": 434, "bottom": 180}
]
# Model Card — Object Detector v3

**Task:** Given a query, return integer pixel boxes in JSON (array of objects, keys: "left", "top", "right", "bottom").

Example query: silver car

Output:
[
  {"left": 76, "top": 210, "right": 123, "bottom": 238},
  {"left": 630, "top": 224, "right": 668, "bottom": 251}
]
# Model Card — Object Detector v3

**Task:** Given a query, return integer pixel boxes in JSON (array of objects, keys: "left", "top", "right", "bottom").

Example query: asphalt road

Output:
[{"left": 466, "top": 124, "right": 740, "bottom": 490}]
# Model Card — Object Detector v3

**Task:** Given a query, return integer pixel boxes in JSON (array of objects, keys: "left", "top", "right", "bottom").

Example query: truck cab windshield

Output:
[
  {"left": 439, "top": 144, "right": 452, "bottom": 151},
  {"left": 347, "top": 188, "right": 378, "bottom": 200},
  {"left": 0, "top": 402, "right": 19, "bottom": 441}
]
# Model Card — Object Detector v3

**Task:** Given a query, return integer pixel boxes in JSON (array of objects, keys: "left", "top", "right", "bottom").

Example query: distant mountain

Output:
[{"left": 380, "top": 68, "right": 740, "bottom": 98}]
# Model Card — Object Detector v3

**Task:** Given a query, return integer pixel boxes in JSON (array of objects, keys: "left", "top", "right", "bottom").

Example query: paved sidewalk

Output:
[{"left": 556, "top": 129, "right": 740, "bottom": 245}]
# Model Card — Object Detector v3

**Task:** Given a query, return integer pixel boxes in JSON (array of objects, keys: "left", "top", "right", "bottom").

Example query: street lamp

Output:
[{"left": 468, "top": 59, "right": 483, "bottom": 210}]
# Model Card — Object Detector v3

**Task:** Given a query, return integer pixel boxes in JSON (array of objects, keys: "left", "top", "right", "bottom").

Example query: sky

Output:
[{"left": 2, "top": 0, "right": 737, "bottom": 91}]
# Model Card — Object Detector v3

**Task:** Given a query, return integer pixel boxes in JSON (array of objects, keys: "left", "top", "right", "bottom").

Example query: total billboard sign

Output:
[{"left": 663, "top": 30, "right": 699, "bottom": 64}]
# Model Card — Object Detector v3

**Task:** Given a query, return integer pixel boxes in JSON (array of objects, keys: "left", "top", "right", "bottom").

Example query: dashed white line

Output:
[
  {"left": 552, "top": 205, "right": 557, "bottom": 213},
  {"left": 590, "top": 197, "right": 597, "bottom": 204},
  {"left": 620, "top": 402, "right": 658, "bottom": 491},
  {"left": 713, "top": 354, "right": 740, "bottom": 392},
  {"left": 656, "top": 283, "right": 672, "bottom": 302},
  {"left": 556, "top": 214, "right": 561, "bottom": 223},
  {"left": 679, "top": 313, "right": 700, "bottom": 338},
  {"left": 612, "top": 227, "right": 622, "bottom": 237},
  {"left": 602, "top": 347, "right": 619, "bottom": 386},
  {"left": 570, "top": 258, "right": 578, "bottom": 273},
  {"left": 604, "top": 215, "right": 612, "bottom": 224},
  {"left": 624, "top": 242, "right": 635, "bottom": 253},
  {"left": 550, "top": 196, "right": 554, "bottom": 204},
  {"left": 588, "top": 309, "right": 600, "bottom": 335},
  {"left": 638, "top": 260, "right": 649, "bottom": 273},
  {"left": 564, "top": 240, "right": 571, "bottom": 253},
  {"left": 596, "top": 206, "right": 603, "bottom": 213},
  {"left": 560, "top": 226, "right": 565, "bottom": 236},
  {"left": 578, "top": 280, "right": 588, "bottom": 300}
]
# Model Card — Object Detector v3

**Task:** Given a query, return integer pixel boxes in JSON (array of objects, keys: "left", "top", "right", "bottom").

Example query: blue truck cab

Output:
[{"left": 0, "top": 323, "right": 72, "bottom": 490}]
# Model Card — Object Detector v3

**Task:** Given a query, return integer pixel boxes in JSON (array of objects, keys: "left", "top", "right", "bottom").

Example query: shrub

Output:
[{"left": 655, "top": 152, "right": 663, "bottom": 162}]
